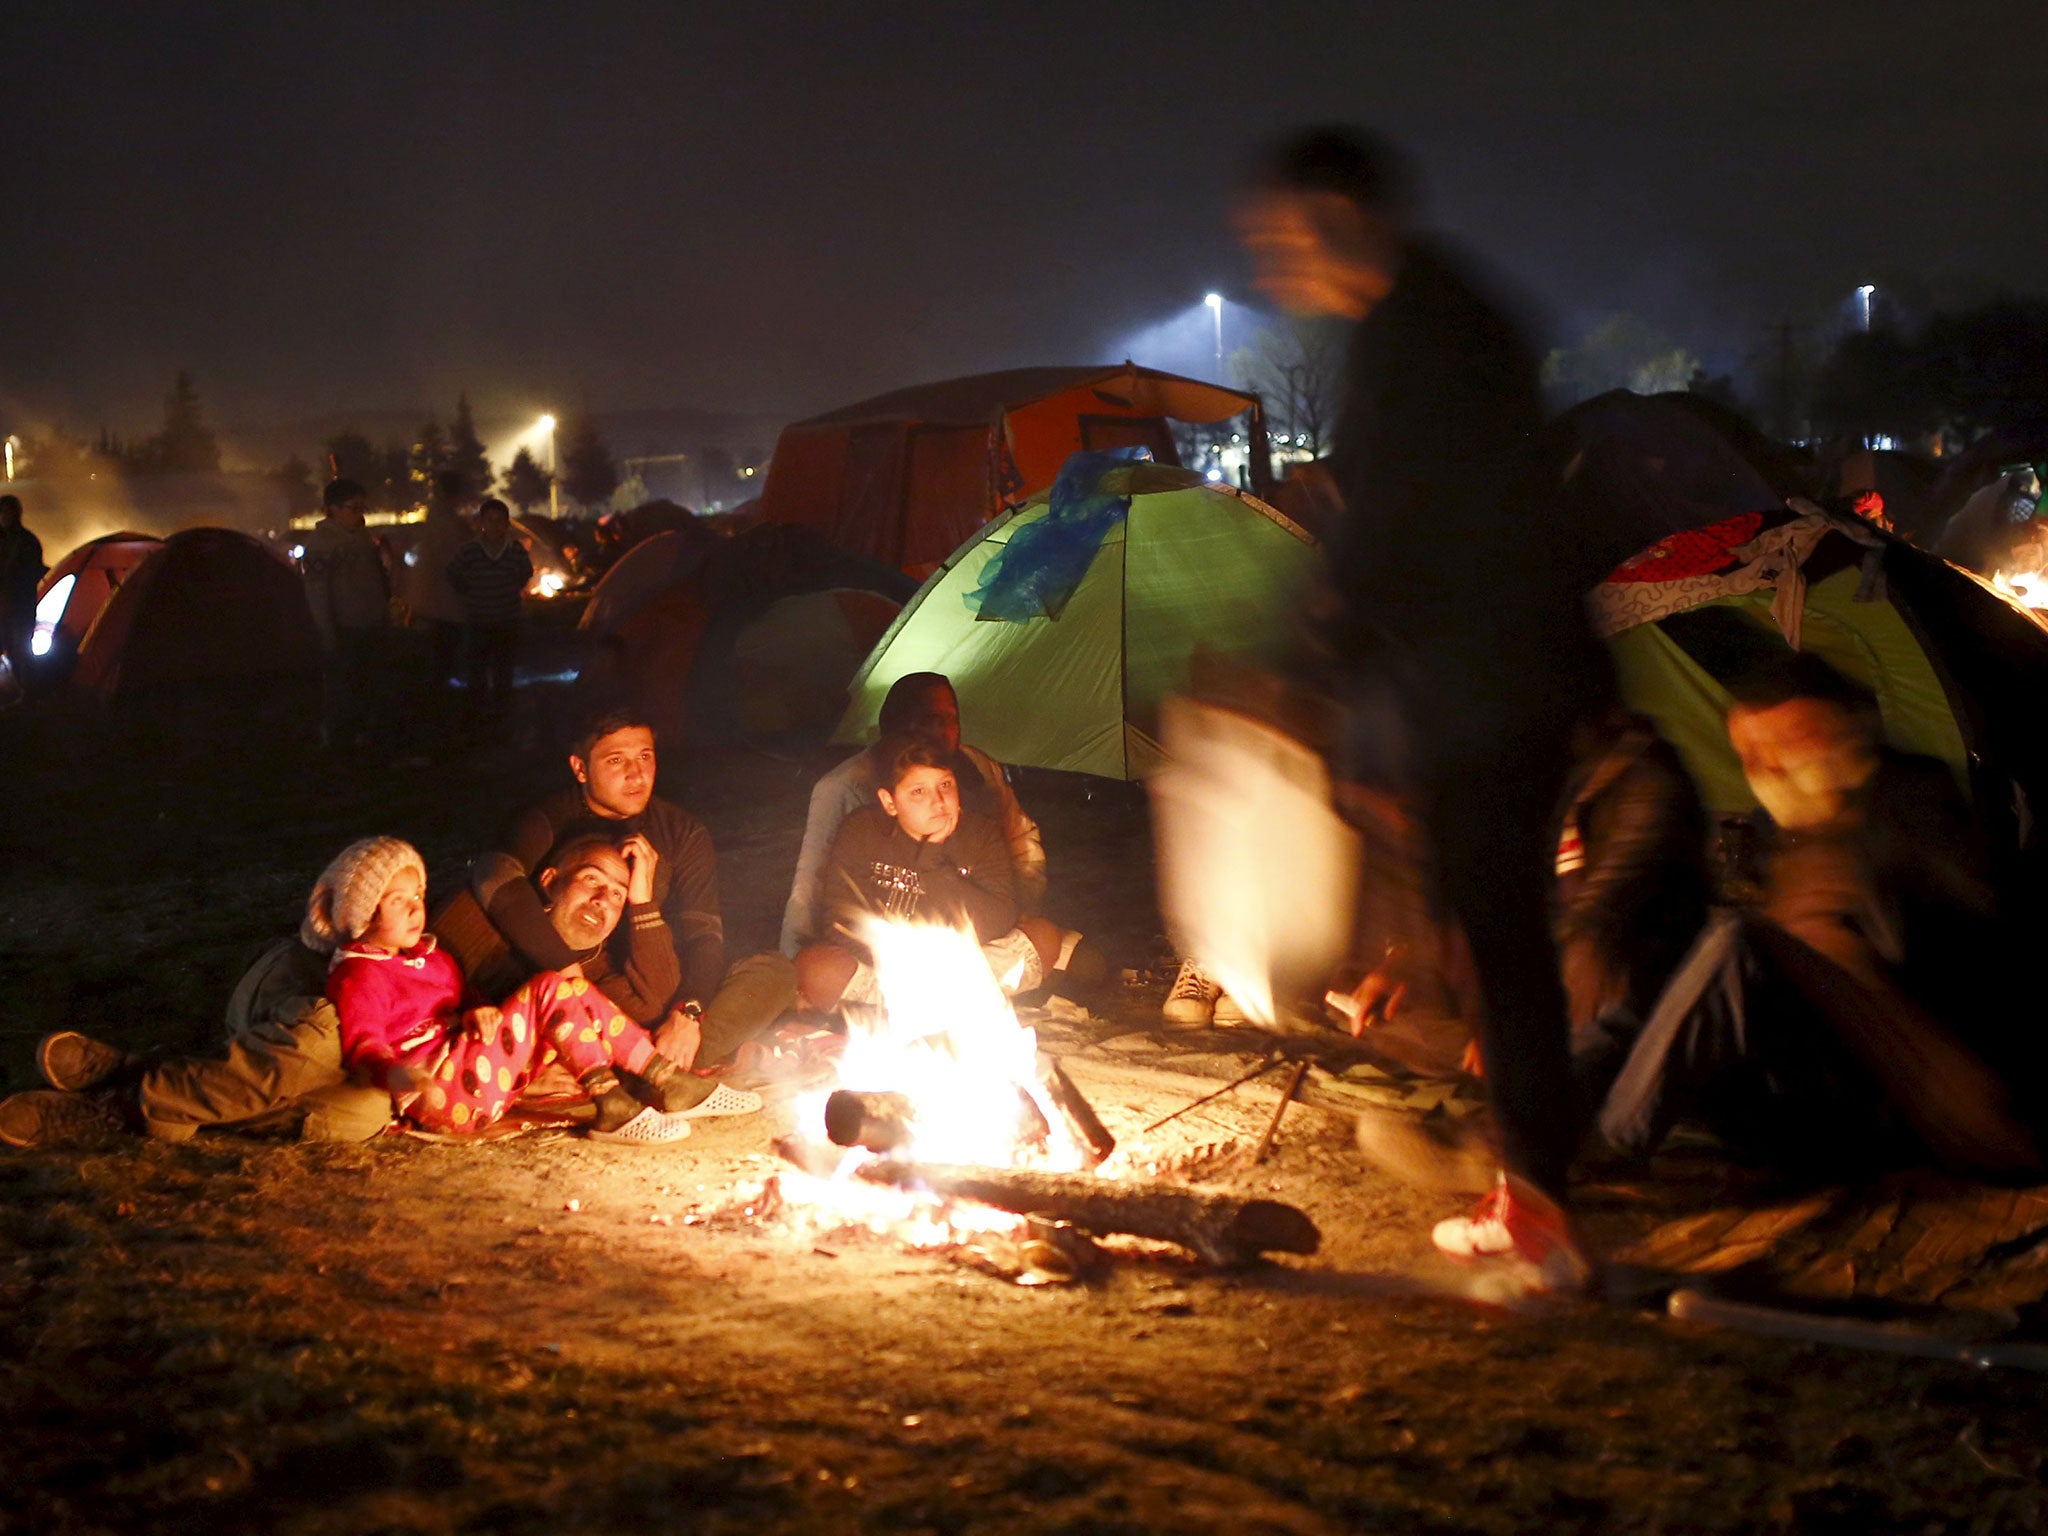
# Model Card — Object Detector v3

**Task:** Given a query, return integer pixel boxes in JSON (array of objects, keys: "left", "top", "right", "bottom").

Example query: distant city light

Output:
[
  {"left": 402, "top": 548, "right": 420, "bottom": 567},
  {"left": 1205, "top": 467, "right": 1224, "bottom": 482},
  {"left": 289, "top": 544, "right": 306, "bottom": 561}
]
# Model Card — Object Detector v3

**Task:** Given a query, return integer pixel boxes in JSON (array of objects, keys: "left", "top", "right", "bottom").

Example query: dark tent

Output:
[
  {"left": 71, "top": 527, "right": 321, "bottom": 705},
  {"left": 607, "top": 523, "right": 916, "bottom": 743}
]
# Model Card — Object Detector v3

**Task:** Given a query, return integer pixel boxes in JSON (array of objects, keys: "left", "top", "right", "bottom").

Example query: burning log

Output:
[
  {"left": 1040, "top": 1059, "right": 1116, "bottom": 1167},
  {"left": 823, "top": 1090, "right": 916, "bottom": 1153},
  {"left": 853, "top": 1160, "right": 1319, "bottom": 1268}
]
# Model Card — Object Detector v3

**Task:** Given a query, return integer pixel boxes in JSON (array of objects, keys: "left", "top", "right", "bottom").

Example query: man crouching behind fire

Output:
[
  {"left": 312, "top": 836, "right": 698, "bottom": 1142},
  {"left": 795, "top": 736, "right": 1064, "bottom": 1012}
]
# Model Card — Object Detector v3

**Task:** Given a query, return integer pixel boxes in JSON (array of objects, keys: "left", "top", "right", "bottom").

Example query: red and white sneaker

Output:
[{"left": 1431, "top": 1171, "right": 1591, "bottom": 1294}]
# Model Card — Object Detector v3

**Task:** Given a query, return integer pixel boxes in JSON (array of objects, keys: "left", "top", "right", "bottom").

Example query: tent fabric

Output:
[
  {"left": 578, "top": 527, "right": 716, "bottom": 637},
  {"left": 70, "top": 527, "right": 320, "bottom": 703},
  {"left": 1548, "top": 391, "right": 1794, "bottom": 597},
  {"left": 1609, "top": 558, "right": 1970, "bottom": 814},
  {"left": 836, "top": 467, "right": 1318, "bottom": 780},
  {"left": 608, "top": 522, "right": 917, "bottom": 744},
  {"left": 966, "top": 447, "right": 1150, "bottom": 621},
  {"left": 759, "top": 363, "right": 1268, "bottom": 574},
  {"left": 34, "top": 531, "right": 163, "bottom": 660},
  {"left": 728, "top": 588, "right": 902, "bottom": 738}
]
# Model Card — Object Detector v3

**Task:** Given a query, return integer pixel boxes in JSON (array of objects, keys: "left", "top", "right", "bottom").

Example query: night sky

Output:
[{"left": 6, "top": 1, "right": 2046, "bottom": 439}]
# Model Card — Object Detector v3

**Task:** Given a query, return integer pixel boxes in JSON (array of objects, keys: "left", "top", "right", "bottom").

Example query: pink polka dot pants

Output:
[{"left": 402, "top": 971, "right": 656, "bottom": 1134}]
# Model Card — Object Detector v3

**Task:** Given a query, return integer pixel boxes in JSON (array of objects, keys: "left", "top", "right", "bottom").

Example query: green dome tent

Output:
[
  {"left": 1595, "top": 502, "right": 2048, "bottom": 898},
  {"left": 835, "top": 464, "right": 1318, "bottom": 779}
]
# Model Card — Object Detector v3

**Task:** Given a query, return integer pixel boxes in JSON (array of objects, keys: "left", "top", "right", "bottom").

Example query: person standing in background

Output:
[
  {"left": 446, "top": 497, "right": 532, "bottom": 733},
  {"left": 300, "top": 478, "right": 391, "bottom": 751}
]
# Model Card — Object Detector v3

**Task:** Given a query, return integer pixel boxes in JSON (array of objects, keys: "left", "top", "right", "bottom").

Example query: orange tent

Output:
[
  {"left": 31, "top": 530, "right": 164, "bottom": 669},
  {"left": 71, "top": 528, "right": 321, "bottom": 704},
  {"left": 757, "top": 363, "right": 1268, "bottom": 572}
]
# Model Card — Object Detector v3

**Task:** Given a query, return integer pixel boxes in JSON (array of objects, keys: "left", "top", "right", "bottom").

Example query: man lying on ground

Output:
[
  {"left": 444, "top": 704, "right": 796, "bottom": 1100},
  {"left": 1584, "top": 661, "right": 2043, "bottom": 1181},
  {"left": 794, "top": 736, "right": 1066, "bottom": 1012},
  {"left": 780, "top": 671, "right": 1044, "bottom": 956},
  {"left": 0, "top": 833, "right": 760, "bottom": 1149}
]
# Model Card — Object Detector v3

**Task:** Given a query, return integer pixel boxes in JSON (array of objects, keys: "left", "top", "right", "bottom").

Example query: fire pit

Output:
[{"left": 745, "top": 920, "right": 1319, "bottom": 1278}]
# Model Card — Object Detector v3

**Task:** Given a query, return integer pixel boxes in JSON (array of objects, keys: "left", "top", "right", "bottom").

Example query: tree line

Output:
[{"left": 7, "top": 374, "right": 625, "bottom": 520}]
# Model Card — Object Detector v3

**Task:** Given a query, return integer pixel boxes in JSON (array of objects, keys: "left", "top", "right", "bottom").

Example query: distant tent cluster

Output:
[{"left": 31, "top": 527, "right": 320, "bottom": 706}]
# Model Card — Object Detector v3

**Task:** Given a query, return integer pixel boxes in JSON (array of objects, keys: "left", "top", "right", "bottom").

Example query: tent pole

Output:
[{"left": 1247, "top": 400, "right": 1275, "bottom": 500}]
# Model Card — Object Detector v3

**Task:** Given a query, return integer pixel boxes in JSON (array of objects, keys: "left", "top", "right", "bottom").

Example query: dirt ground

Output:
[{"left": 4, "top": 638, "right": 2047, "bottom": 1535}]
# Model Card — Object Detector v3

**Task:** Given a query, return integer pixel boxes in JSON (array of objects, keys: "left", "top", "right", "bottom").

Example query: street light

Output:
[
  {"left": 1855, "top": 284, "right": 1876, "bottom": 333},
  {"left": 536, "top": 413, "right": 559, "bottom": 518},
  {"left": 1204, "top": 292, "right": 1224, "bottom": 369}
]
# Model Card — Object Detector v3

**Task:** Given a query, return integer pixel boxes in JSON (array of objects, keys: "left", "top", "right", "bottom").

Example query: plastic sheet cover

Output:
[{"left": 965, "top": 447, "right": 1152, "bottom": 621}]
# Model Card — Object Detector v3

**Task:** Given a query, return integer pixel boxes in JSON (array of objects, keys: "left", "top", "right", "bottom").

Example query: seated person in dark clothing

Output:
[
  {"left": 1340, "top": 708, "right": 1710, "bottom": 1188},
  {"left": 1589, "top": 661, "right": 2042, "bottom": 1180},
  {"left": 1551, "top": 709, "right": 1712, "bottom": 1113},
  {"left": 438, "top": 705, "right": 796, "bottom": 1094},
  {"left": 794, "top": 736, "right": 1063, "bottom": 1013},
  {"left": 781, "top": 671, "right": 1045, "bottom": 956}
]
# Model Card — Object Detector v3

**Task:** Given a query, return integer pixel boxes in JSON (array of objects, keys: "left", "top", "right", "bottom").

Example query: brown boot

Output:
[
  {"left": 578, "top": 1069, "right": 643, "bottom": 1134},
  {"left": 633, "top": 1054, "right": 704, "bottom": 1114}
]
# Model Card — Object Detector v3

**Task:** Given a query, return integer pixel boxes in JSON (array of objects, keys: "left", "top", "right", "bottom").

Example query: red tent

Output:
[
  {"left": 758, "top": 364, "right": 1268, "bottom": 573},
  {"left": 71, "top": 528, "right": 321, "bottom": 704},
  {"left": 31, "top": 531, "right": 163, "bottom": 668}
]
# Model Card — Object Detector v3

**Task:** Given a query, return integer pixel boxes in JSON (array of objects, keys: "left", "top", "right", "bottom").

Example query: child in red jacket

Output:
[{"left": 307, "top": 836, "right": 692, "bottom": 1137}]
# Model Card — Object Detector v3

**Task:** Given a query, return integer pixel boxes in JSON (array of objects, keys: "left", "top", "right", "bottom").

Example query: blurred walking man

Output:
[{"left": 1238, "top": 127, "right": 1610, "bottom": 1286}]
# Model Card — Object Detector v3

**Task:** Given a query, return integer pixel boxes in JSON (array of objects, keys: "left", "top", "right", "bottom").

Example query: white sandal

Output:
[
  {"left": 589, "top": 1107, "right": 694, "bottom": 1144},
  {"left": 676, "top": 1083, "right": 763, "bottom": 1119}
]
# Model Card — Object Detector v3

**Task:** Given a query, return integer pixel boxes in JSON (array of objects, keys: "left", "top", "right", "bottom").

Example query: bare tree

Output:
[{"left": 1231, "top": 319, "right": 1346, "bottom": 458}]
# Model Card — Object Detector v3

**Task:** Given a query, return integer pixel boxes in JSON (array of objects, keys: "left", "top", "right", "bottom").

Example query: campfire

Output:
[{"left": 740, "top": 919, "right": 1318, "bottom": 1280}]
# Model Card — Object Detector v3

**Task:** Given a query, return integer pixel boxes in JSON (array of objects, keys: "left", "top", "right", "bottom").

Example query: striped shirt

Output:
[{"left": 446, "top": 537, "right": 533, "bottom": 625}]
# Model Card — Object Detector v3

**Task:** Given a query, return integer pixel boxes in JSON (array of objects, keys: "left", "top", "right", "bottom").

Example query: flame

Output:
[
  {"left": 777, "top": 918, "right": 1085, "bottom": 1245},
  {"left": 1993, "top": 566, "right": 2048, "bottom": 610}
]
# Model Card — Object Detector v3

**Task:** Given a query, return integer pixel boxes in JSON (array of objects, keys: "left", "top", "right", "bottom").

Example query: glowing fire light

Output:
[
  {"left": 534, "top": 570, "right": 567, "bottom": 598},
  {"left": 777, "top": 919, "right": 1088, "bottom": 1245},
  {"left": 1993, "top": 566, "right": 2048, "bottom": 610}
]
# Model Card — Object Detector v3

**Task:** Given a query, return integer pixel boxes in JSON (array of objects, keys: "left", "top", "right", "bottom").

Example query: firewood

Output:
[
  {"left": 823, "top": 1090, "right": 915, "bottom": 1152},
  {"left": 853, "top": 1159, "right": 1319, "bottom": 1267},
  {"left": 1041, "top": 1059, "right": 1116, "bottom": 1166}
]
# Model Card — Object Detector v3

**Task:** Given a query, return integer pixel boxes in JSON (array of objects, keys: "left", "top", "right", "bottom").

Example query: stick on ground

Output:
[{"left": 1249, "top": 1059, "right": 1310, "bottom": 1167}]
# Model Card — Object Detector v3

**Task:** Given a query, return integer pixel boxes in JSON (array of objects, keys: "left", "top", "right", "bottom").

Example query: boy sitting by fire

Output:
[
  {"left": 793, "top": 735, "right": 1069, "bottom": 1014},
  {"left": 780, "top": 670, "right": 1045, "bottom": 957}
]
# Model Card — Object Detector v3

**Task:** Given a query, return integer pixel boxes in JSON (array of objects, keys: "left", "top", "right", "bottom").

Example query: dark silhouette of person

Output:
[
  {"left": 1238, "top": 126, "right": 1612, "bottom": 1279},
  {"left": 0, "top": 493, "right": 46, "bottom": 678}
]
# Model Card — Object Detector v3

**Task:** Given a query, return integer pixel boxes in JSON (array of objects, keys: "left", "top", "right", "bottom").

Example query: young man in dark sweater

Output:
[
  {"left": 794, "top": 736, "right": 1061, "bottom": 1012},
  {"left": 450, "top": 707, "right": 796, "bottom": 1096}
]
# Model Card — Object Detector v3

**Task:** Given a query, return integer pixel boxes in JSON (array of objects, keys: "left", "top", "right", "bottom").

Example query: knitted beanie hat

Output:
[{"left": 301, "top": 836, "right": 427, "bottom": 953}]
